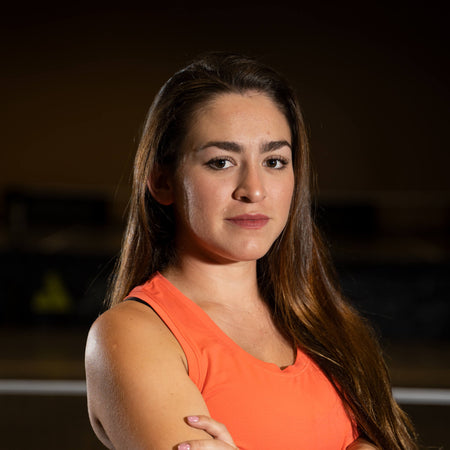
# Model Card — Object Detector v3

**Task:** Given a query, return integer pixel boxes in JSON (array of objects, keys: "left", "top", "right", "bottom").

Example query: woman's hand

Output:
[
  {"left": 178, "top": 419, "right": 378, "bottom": 450},
  {"left": 177, "top": 415, "right": 238, "bottom": 450},
  {"left": 346, "top": 437, "right": 379, "bottom": 449}
]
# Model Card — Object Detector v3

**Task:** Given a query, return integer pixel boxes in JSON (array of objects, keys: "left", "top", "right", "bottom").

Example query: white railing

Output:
[{"left": 0, "top": 380, "right": 449, "bottom": 405}]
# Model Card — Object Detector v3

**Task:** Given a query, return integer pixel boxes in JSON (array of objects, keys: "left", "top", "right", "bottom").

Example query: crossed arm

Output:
[
  {"left": 180, "top": 416, "right": 378, "bottom": 450},
  {"left": 85, "top": 300, "right": 377, "bottom": 449}
]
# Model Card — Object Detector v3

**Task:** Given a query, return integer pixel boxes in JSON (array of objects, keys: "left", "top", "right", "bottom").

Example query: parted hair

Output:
[{"left": 108, "top": 51, "right": 417, "bottom": 449}]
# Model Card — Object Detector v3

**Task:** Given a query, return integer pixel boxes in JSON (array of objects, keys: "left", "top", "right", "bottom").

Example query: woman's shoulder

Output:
[
  {"left": 89, "top": 300, "right": 161, "bottom": 336},
  {"left": 86, "top": 300, "right": 186, "bottom": 367}
]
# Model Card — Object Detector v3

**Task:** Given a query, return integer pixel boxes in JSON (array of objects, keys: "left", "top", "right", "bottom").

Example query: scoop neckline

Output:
[{"left": 154, "top": 272, "right": 309, "bottom": 375}]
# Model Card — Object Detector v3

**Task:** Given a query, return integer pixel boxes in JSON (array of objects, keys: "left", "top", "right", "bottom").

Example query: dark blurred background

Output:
[{"left": 1, "top": 1, "right": 449, "bottom": 448}]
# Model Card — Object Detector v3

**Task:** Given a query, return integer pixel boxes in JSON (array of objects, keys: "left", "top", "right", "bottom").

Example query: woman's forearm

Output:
[{"left": 346, "top": 438, "right": 379, "bottom": 449}]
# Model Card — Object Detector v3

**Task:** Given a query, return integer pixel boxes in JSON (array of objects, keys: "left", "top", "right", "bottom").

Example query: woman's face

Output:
[{"left": 170, "top": 91, "right": 295, "bottom": 264}]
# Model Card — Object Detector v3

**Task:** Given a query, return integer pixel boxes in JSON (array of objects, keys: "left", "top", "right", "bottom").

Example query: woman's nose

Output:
[{"left": 232, "top": 166, "right": 267, "bottom": 203}]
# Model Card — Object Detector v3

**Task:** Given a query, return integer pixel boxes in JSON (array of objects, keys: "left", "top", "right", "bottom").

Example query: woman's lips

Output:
[{"left": 226, "top": 214, "right": 270, "bottom": 229}]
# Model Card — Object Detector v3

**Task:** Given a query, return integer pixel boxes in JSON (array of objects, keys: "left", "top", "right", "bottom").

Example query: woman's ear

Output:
[{"left": 147, "top": 167, "right": 174, "bottom": 206}]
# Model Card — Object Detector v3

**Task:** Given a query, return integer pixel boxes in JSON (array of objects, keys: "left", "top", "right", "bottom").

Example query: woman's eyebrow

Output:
[
  {"left": 197, "top": 140, "right": 291, "bottom": 153},
  {"left": 197, "top": 141, "right": 242, "bottom": 152},
  {"left": 261, "top": 140, "right": 292, "bottom": 152}
]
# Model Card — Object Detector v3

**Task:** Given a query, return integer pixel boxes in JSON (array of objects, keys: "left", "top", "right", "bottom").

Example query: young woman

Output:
[{"left": 85, "top": 52, "right": 417, "bottom": 449}]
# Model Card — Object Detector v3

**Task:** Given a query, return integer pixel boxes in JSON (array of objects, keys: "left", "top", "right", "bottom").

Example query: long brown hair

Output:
[{"left": 109, "top": 52, "right": 417, "bottom": 449}]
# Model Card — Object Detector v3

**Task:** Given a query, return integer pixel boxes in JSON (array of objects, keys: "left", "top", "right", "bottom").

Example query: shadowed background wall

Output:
[
  {"left": 2, "top": 3, "right": 449, "bottom": 206},
  {"left": 1, "top": 2, "right": 449, "bottom": 449}
]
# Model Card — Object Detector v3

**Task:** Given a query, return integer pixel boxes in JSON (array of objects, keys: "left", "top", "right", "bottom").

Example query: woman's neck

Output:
[{"left": 161, "top": 257, "right": 262, "bottom": 311}]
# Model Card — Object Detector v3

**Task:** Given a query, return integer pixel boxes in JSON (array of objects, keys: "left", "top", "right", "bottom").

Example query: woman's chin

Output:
[
  {"left": 214, "top": 245, "right": 273, "bottom": 264},
  {"left": 178, "top": 236, "right": 276, "bottom": 265}
]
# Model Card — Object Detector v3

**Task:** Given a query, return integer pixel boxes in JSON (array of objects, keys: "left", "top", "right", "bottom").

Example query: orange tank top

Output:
[{"left": 126, "top": 273, "right": 357, "bottom": 450}]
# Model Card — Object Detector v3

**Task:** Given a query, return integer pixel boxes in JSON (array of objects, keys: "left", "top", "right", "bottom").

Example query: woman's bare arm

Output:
[
  {"left": 85, "top": 300, "right": 214, "bottom": 449},
  {"left": 346, "top": 438, "right": 379, "bottom": 449}
]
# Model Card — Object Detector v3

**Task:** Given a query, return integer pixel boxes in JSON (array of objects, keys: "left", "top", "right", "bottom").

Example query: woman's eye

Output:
[
  {"left": 265, "top": 158, "right": 288, "bottom": 169},
  {"left": 206, "top": 158, "right": 234, "bottom": 170}
]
